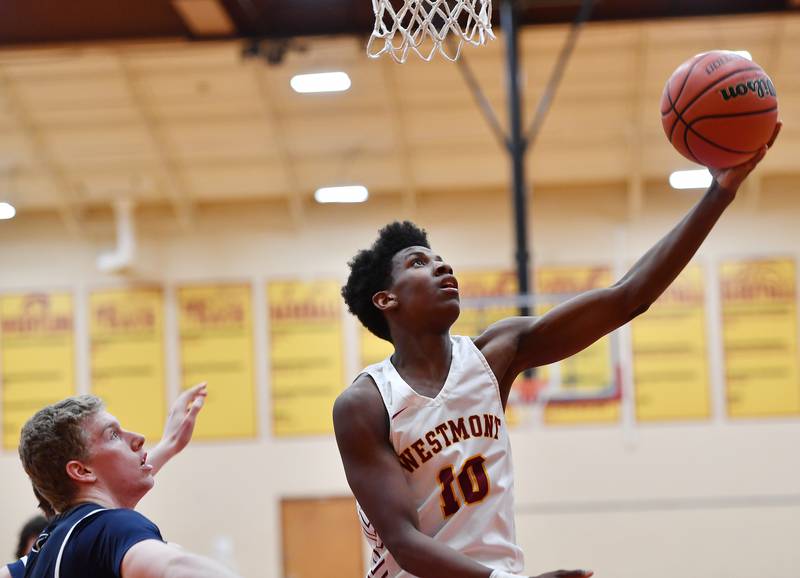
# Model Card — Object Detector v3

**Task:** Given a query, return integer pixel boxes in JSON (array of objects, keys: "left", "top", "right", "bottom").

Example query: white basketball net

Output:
[{"left": 368, "top": 0, "right": 495, "bottom": 63}]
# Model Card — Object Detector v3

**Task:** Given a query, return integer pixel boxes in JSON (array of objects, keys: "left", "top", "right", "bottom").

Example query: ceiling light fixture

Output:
[
  {"left": 291, "top": 72, "right": 352, "bottom": 94},
  {"left": 669, "top": 169, "right": 712, "bottom": 190},
  {"left": 0, "top": 201, "right": 16, "bottom": 220},
  {"left": 314, "top": 185, "right": 368, "bottom": 204}
]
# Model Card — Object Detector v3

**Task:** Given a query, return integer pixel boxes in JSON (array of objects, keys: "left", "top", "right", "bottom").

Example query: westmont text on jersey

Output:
[{"left": 396, "top": 413, "right": 503, "bottom": 473}]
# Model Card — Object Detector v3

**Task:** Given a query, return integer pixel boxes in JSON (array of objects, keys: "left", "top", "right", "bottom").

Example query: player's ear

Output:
[
  {"left": 65, "top": 460, "right": 97, "bottom": 484},
  {"left": 373, "top": 290, "right": 397, "bottom": 311}
]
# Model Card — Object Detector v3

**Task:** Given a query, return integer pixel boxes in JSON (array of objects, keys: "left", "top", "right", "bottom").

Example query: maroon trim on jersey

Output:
[{"left": 391, "top": 407, "right": 409, "bottom": 420}]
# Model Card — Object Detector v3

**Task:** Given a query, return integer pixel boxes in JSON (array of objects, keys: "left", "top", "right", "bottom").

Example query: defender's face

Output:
[
  {"left": 386, "top": 246, "right": 460, "bottom": 326},
  {"left": 83, "top": 410, "right": 154, "bottom": 507}
]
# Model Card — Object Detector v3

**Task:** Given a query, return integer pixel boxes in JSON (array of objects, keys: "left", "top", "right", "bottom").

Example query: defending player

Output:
[
  {"left": 333, "top": 128, "right": 780, "bottom": 578},
  {"left": 2, "top": 383, "right": 241, "bottom": 578}
]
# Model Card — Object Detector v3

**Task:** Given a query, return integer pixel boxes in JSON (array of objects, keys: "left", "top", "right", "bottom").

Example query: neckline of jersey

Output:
[{"left": 387, "top": 335, "right": 461, "bottom": 404}]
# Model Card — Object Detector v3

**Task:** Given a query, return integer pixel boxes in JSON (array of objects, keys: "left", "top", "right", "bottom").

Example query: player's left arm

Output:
[
  {"left": 1, "top": 564, "right": 12, "bottom": 578},
  {"left": 478, "top": 123, "right": 780, "bottom": 401},
  {"left": 121, "top": 540, "right": 241, "bottom": 578},
  {"left": 147, "top": 383, "right": 207, "bottom": 476}
]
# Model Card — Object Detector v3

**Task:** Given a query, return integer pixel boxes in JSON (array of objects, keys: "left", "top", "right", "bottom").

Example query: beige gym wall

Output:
[{"left": 1, "top": 180, "right": 799, "bottom": 577}]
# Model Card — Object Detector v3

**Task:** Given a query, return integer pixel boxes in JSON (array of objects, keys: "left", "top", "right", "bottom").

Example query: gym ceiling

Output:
[
  {"left": 0, "top": 1, "right": 797, "bottom": 225},
  {"left": 1, "top": 1, "right": 797, "bottom": 45}
]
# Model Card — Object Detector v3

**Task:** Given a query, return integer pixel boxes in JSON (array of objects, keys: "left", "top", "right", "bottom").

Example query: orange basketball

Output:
[{"left": 660, "top": 50, "right": 778, "bottom": 169}]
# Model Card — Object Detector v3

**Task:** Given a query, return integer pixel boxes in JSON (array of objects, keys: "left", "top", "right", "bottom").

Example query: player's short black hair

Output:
[{"left": 342, "top": 221, "right": 430, "bottom": 342}]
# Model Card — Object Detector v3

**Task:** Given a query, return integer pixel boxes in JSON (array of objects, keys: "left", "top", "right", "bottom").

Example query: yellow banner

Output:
[
  {"left": 721, "top": 259, "right": 800, "bottom": 417},
  {"left": 536, "top": 266, "right": 619, "bottom": 425},
  {"left": 269, "top": 280, "right": 344, "bottom": 436},
  {"left": 451, "top": 270, "right": 518, "bottom": 337},
  {"left": 360, "top": 327, "right": 393, "bottom": 369},
  {"left": 178, "top": 284, "right": 256, "bottom": 439},
  {"left": 90, "top": 288, "right": 166, "bottom": 441},
  {"left": 632, "top": 265, "right": 710, "bottom": 421},
  {"left": 1, "top": 293, "right": 76, "bottom": 449}
]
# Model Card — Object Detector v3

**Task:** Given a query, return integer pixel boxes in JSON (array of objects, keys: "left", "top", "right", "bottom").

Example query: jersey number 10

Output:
[{"left": 437, "top": 455, "right": 490, "bottom": 518}]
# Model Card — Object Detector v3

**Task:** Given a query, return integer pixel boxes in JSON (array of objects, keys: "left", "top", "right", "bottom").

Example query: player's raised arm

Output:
[
  {"left": 147, "top": 382, "right": 208, "bottom": 476},
  {"left": 478, "top": 124, "right": 781, "bottom": 394},
  {"left": 333, "top": 375, "right": 497, "bottom": 578},
  {"left": 121, "top": 539, "right": 241, "bottom": 578}
]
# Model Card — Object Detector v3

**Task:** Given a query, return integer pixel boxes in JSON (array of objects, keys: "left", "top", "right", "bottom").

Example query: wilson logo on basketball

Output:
[{"left": 719, "top": 77, "right": 777, "bottom": 101}]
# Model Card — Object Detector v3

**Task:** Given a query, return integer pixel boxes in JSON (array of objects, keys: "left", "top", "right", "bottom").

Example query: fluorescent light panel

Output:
[
  {"left": 314, "top": 186, "right": 368, "bottom": 204},
  {"left": 291, "top": 72, "right": 351, "bottom": 94},
  {"left": 0, "top": 201, "right": 16, "bottom": 220},
  {"left": 669, "top": 169, "right": 712, "bottom": 190}
]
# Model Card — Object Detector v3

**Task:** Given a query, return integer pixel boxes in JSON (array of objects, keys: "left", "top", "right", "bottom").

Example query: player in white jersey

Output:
[
  {"left": 333, "top": 126, "right": 779, "bottom": 578},
  {"left": 357, "top": 333, "right": 524, "bottom": 577}
]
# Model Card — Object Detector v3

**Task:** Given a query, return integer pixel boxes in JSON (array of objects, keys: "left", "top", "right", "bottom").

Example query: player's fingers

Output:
[
  {"left": 557, "top": 571, "right": 593, "bottom": 578},
  {"left": 178, "top": 382, "right": 208, "bottom": 405},
  {"left": 746, "top": 145, "right": 767, "bottom": 169},
  {"left": 767, "top": 120, "right": 782, "bottom": 148},
  {"left": 187, "top": 395, "right": 205, "bottom": 418},
  {"left": 187, "top": 381, "right": 208, "bottom": 397}
]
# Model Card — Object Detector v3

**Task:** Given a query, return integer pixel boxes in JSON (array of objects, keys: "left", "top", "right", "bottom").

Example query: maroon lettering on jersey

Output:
[{"left": 448, "top": 418, "right": 471, "bottom": 442}]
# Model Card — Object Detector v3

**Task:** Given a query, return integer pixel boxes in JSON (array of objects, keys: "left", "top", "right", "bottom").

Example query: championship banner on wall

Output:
[
  {"left": 0, "top": 293, "right": 76, "bottom": 450},
  {"left": 721, "top": 259, "right": 800, "bottom": 417},
  {"left": 89, "top": 288, "right": 166, "bottom": 441},
  {"left": 632, "top": 264, "right": 711, "bottom": 421},
  {"left": 268, "top": 280, "right": 344, "bottom": 436},
  {"left": 178, "top": 284, "right": 257, "bottom": 439},
  {"left": 536, "top": 266, "right": 619, "bottom": 425}
]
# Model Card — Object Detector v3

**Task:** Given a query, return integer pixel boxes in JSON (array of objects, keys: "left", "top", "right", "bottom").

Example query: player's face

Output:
[
  {"left": 386, "top": 246, "right": 460, "bottom": 328},
  {"left": 83, "top": 410, "right": 155, "bottom": 508}
]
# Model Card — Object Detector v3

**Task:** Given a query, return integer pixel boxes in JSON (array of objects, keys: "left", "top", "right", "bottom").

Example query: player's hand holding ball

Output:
[{"left": 709, "top": 120, "right": 781, "bottom": 196}]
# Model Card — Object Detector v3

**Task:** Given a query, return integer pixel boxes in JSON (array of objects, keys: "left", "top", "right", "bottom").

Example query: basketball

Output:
[{"left": 660, "top": 50, "right": 778, "bottom": 169}]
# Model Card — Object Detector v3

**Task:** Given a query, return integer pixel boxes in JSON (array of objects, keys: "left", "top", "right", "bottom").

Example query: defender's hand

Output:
[
  {"left": 162, "top": 382, "right": 207, "bottom": 454},
  {"left": 148, "top": 382, "right": 207, "bottom": 475},
  {"left": 710, "top": 120, "right": 781, "bottom": 195}
]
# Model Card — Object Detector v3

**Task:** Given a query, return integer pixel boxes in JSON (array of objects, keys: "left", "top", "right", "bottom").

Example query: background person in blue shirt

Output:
[
  {"left": 12, "top": 516, "right": 47, "bottom": 561},
  {"left": 2, "top": 383, "right": 241, "bottom": 578}
]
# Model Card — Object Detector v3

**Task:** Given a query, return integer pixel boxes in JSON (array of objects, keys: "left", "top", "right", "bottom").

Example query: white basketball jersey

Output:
[{"left": 357, "top": 335, "right": 524, "bottom": 578}]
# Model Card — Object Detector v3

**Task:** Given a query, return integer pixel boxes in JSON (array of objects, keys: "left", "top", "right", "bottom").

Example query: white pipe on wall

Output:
[{"left": 97, "top": 199, "right": 136, "bottom": 274}]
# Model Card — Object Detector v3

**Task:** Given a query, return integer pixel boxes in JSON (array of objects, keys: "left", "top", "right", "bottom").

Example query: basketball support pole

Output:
[
  {"left": 457, "top": 0, "right": 595, "bottom": 325},
  {"left": 500, "top": 0, "right": 532, "bottom": 319}
]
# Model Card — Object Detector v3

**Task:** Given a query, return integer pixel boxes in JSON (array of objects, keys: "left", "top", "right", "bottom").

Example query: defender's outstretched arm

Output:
[{"left": 122, "top": 540, "right": 241, "bottom": 578}]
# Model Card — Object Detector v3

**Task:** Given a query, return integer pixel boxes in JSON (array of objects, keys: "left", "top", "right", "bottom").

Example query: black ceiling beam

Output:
[{"left": 0, "top": 0, "right": 794, "bottom": 47}]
